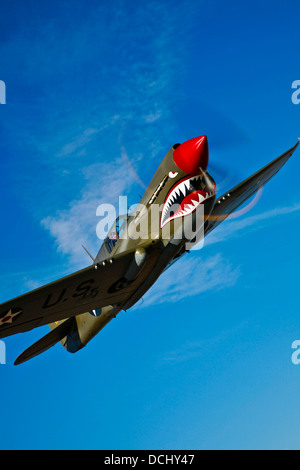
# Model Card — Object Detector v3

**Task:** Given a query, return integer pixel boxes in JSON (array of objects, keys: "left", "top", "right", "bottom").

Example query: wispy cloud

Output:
[
  {"left": 131, "top": 201, "right": 300, "bottom": 309},
  {"left": 136, "top": 253, "right": 240, "bottom": 308},
  {"left": 4, "top": 0, "right": 296, "bottom": 293},
  {"left": 19, "top": 2, "right": 195, "bottom": 267},
  {"left": 41, "top": 158, "right": 133, "bottom": 267},
  {"left": 161, "top": 320, "right": 248, "bottom": 364},
  {"left": 206, "top": 201, "right": 300, "bottom": 246}
]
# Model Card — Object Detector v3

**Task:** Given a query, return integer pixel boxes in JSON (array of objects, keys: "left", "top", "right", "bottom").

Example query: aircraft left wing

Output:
[
  {"left": 204, "top": 140, "right": 299, "bottom": 237},
  {"left": 0, "top": 249, "right": 140, "bottom": 340}
]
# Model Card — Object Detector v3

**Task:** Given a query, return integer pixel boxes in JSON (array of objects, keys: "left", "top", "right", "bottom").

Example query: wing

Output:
[
  {"left": 0, "top": 249, "right": 141, "bottom": 339},
  {"left": 204, "top": 140, "right": 299, "bottom": 236}
]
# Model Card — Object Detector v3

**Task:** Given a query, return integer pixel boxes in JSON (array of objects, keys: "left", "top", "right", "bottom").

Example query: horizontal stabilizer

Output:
[{"left": 14, "top": 318, "right": 74, "bottom": 366}]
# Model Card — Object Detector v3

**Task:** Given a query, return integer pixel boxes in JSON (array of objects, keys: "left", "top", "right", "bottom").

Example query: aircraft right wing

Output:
[{"left": 204, "top": 140, "right": 299, "bottom": 236}]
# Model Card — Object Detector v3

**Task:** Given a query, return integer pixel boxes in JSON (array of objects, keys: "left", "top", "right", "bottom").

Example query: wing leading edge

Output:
[
  {"left": 204, "top": 140, "right": 299, "bottom": 236},
  {"left": 0, "top": 249, "right": 144, "bottom": 340}
]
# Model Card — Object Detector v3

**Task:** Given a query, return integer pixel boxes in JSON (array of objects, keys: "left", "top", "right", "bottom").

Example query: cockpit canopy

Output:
[{"left": 95, "top": 215, "right": 129, "bottom": 263}]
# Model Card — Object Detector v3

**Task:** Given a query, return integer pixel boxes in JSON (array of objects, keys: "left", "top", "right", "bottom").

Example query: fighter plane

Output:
[{"left": 0, "top": 135, "right": 298, "bottom": 365}]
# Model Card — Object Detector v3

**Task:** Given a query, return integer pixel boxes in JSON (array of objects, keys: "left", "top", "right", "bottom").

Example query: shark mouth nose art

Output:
[{"left": 160, "top": 174, "right": 216, "bottom": 228}]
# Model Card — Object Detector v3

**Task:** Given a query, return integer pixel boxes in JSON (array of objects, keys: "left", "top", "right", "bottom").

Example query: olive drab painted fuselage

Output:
[{"left": 0, "top": 135, "right": 298, "bottom": 365}]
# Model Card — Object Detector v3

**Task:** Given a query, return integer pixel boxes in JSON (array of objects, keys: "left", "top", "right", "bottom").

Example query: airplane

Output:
[{"left": 0, "top": 135, "right": 298, "bottom": 365}]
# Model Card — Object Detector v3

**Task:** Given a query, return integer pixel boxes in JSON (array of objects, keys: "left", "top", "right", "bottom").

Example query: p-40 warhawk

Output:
[{"left": 0, "top": 136, "right": 298, "bottom": 365}]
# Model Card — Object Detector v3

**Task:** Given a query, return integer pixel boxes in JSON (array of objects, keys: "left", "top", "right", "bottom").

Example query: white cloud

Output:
[
  {"left": 41, "top": 159, "right": 133, "bottom": 267},
  {"left": 130, "top": 202, "right": 300, "bottom": 309},
  {"left": 206, "top": 201, "right": 300, "bottom": 246},
  {"left": 34, "top": 2, "right": 192, "bottom": 268},
  {"left": 161, "top": 320, "right": 248, "bottom": 363},
  {"left": 136, "top": 253, "right": 240, "bottom": 308}
]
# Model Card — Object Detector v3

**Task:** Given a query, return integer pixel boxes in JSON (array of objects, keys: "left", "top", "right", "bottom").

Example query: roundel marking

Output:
[
  {"left": 0, "top": 307, "right": 23, "bottom": 327},
  {"left": 88, "top": 308, "right": 102, "bottom": 318}
]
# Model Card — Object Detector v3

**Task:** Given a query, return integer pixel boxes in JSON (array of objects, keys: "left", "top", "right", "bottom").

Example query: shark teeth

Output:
[{"left": 160, "top": 175, "right": 216, "bottom": 228}]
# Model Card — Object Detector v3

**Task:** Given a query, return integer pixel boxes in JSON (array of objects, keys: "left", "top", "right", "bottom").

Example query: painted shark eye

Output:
[{"left": 168, "top": 171, "right": 178, "bottom": 178}]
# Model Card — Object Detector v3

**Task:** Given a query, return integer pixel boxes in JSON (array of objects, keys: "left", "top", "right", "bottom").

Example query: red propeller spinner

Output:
[{"left": 173, "top": 135, "right": 209, "bottom": 175}]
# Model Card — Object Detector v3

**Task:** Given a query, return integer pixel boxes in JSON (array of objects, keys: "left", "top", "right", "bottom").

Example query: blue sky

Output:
[{"left": 0, "top": 0, "right": 300, "bottom": 450}]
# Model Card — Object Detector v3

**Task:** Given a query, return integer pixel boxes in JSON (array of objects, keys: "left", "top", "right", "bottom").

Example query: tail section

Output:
[
  {"left": 49, "top": 305, "right": 120, "bottom": 354},
  {"left": 14, "top": 305, "right": 121, "bottom": 365}
]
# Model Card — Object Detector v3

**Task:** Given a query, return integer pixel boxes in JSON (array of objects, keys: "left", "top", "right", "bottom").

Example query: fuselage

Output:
[{"left": 61, "top": 137, "right": 217, "bottom": 353}]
